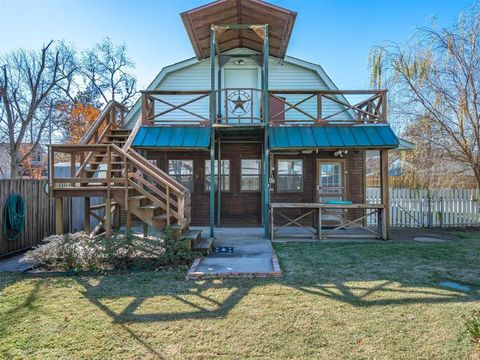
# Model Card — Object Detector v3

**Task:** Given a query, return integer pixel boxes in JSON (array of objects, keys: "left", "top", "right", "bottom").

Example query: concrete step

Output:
[
  {"left": 179, "top": 230, "right": 202, "bottom": 251},
  {"left": 192, "top": 236, "right": 213, "bottom": 255}
]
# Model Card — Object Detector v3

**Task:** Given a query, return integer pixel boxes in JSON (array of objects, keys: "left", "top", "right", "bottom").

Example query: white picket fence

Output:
[{"left": 366, "top": 188, "right": 480, "bottom": 227}]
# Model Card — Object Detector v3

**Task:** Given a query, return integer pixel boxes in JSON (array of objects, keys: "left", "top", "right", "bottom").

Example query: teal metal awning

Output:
[
  {"left": 269, "top": 125, "right": 399, "bottom": 149},
  {"left": 132, "top": 126, "right": 210, "bottom": 149}
]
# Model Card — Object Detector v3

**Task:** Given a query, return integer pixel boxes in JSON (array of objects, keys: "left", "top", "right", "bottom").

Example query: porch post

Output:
[
  {"left": 209, "top": 26, "right": 216, "bottom": 238},
  {"left": 83, "top": 197, "right": 91, "bottom": 234},
  {"left": 55, "top": 197, "right": 63, "bottom": 235},
  {"left": 380, "top": 149, "right": 390, "bottom": 239},
  {"left": 262, "top": 24, "right": 270, "bottom": 239}
]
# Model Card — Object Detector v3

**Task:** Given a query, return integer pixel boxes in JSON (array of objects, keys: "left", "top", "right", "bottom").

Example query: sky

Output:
[{"left": 0, "top": 0, "right": 474, "bottom": 90}]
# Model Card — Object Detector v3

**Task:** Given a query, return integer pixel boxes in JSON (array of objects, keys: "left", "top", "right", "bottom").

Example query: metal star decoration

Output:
[{"left": 231, "top": 95, "right": 247, "bottom": 111}]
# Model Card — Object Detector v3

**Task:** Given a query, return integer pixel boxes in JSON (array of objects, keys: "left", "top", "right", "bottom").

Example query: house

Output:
[
  {"left": 0, "top": 143, "right": 47, "bottom": 179},
  {"left": 49, "top": 0, "right": 399, "bottom": 241}
]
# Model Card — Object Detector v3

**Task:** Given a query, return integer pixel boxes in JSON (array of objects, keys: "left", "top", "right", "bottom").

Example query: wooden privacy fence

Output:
[
  {"left": 367, "top": 188, "right": 480, "bottom": 227},
  {"left": 0, "top": 179, "right": 58, "bottom": 257}
]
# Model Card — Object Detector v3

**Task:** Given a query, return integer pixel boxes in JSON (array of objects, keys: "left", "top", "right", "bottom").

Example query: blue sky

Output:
[{"left": 0, "top": 0, "right": 473, "bottom": 89}]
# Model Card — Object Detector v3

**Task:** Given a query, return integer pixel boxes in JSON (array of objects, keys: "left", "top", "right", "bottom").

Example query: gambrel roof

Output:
[
  {"left": 180, "top": 0, "right": 297, "bottom": 59},
  {"left": 124, "top": 51, "right": 347, "bottom": 128}
]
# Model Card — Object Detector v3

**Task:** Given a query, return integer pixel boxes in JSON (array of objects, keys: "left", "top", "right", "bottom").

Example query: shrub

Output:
[
  {"left": 465, "top": 310, "right": 480, "bottom": 344},
  {"left": 24, "top": 227, "right": 195, "bottom": 272},
  {"left": 159, "top": 226, "right": 196, "bottom": 267}
]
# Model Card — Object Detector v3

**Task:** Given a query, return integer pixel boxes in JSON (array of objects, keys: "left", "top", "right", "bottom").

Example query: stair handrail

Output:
[
  {"left": 79, "top": 100, "right": 126, "bottom": 145},
  {"left": 110, "top": 144, "right": 191, "bottom": 225},
  {"left": 122, "top": 113, "right": 143, "bottom": 151},
  {"left": 110, "top": 144, "right": 189, "bottom": 195},
  {"left": 127, "top": 149, "right": 190, "bottom": 195},
  {"left": 74, "top": 101, "right": 126, "bottom": 178}
]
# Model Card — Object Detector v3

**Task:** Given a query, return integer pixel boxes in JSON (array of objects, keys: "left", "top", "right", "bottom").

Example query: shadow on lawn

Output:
[
  {"left": 74, "top": 271, "right": 479, "bottom": 326},
  {"left": 296, "top": 280, "right": 477, "bottom": 307},
  {"left": 69, "top": 272, "right": 479, "bottom": 358},
  {"left": 68, "top": 238, "right": 480, "bottom": 357}
]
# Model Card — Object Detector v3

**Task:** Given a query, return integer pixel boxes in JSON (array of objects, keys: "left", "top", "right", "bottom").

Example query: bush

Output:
[
  {"left": 24, "top": 226, "right": 195, "bottom": 272},
  {"left": 465, "top": 310, "right": 480, "bottom": 344}
]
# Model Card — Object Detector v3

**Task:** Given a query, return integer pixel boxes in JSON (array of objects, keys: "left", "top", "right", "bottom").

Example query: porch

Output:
[{"left": 270, "top": 203, "right": 387, "bottom": 241}]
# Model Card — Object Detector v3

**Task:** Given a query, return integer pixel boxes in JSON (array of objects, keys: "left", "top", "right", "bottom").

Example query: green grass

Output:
[{"left": 1, "top": 235, "right": 480, "bottom": 359}]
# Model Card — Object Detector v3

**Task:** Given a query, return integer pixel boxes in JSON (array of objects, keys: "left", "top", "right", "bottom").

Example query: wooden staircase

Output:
[{"left": 50, "top": 101, "right": 191, "bottom": 238}]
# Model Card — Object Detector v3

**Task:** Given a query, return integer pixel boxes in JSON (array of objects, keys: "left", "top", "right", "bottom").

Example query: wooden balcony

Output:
[{"left": 140, "top": 89, "right": 387, "bottom": 127}]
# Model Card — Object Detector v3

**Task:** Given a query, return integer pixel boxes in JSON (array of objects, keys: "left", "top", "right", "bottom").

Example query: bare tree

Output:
[
  {"left": 370, "top": 2, "right": 480, "bottom": 187},
  {"left": 81, "top": 37, "right": 137, "bottom": 106},
  {"left": 0, "top": 41, "right": 76, "bottom": 178}
]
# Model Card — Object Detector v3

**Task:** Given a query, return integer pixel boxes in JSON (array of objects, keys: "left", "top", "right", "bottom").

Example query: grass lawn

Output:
[{"left": 1, "top": 233, "right": 480, "bottom": 359}]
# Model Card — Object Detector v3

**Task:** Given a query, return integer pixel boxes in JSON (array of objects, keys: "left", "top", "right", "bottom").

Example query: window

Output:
[
  {"left": 241, "top": 159, "right": 261, "bottom": 191},
  {"left": 205, "top": 160, "right": 230, "bottom": 191},
  {"left": 277, "top": 159, "right": 303, "bottom": 192},
  {"left": 168, "top": 160, "right": 194, "bottom": 191}
]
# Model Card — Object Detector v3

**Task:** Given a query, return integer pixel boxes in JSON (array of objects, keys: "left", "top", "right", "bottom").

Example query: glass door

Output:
[
  {"left": 317, "top": 161, "right": 345, "bottom": 203},
  {"left": 317, "top": 161, "right": 345, "bottom": 223}
]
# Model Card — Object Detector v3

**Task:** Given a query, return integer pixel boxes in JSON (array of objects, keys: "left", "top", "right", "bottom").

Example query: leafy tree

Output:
[{"left": 57, "top": 91, "right": 101, "bottom": 143}]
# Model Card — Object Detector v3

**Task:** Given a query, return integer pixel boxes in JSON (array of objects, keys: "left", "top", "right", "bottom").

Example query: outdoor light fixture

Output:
[
  {"left": 235, "top": 59, "right": 245, "bottom": 65},
  {"left": 334, "top": 150, "right": 348, "bottom": 157}
]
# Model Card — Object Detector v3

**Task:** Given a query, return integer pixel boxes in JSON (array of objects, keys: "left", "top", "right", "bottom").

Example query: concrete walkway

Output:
[
  {"left": 186, "top": 228, "right": 281, "bottom": 279},
  {"left": 0, "top": 253, "right": 32, "bottom": 272}
]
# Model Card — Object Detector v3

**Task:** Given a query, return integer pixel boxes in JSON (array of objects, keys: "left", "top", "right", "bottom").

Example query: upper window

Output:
[
  {"left": 205, "top": 160, "right": 230, "bottom": 191},
  {"left": 277, "top": 159, "right": 303, "bottom": 192},
  {"left": 241, "top": 159, "right": 261, "bottom": 191},
  {"left": 168, "top": 160, "right": 194, "bottom": 191}
]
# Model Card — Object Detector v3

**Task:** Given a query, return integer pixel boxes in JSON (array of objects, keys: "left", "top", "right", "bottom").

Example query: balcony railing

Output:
[{"left": 141, "top": 89, "right": 387, "bottom": 126}]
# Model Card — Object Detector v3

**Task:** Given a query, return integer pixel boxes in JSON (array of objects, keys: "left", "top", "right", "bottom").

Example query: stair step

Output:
[
  {"left": 138, "top": 203, "right": 162, "bottom": 210},
  {"left": 192, "top": 237, "right": 213, "bottom": 255},
  {"left": 85, "top": 168, "right": 123, "bottom": 173},
  {"left": 111, "top": 129, "right": 131, "bottom": 133},
  {"left": 152, "top": 214, "right": 168, "bottom": 221},
  {"left": 180, "top": 230, "right": 202, "bottom": 242},
  {"left": 128, "top": 195, "right": 147, "bottom": 201},
  {"left": 90, "top": 161, "right": 123, "bottom": 165},
  {"left": 107, "top": 134, "right": 129, "bottom": 138},
  {"left": 90, "top": 202, "right": 118, "bottom": 210}
]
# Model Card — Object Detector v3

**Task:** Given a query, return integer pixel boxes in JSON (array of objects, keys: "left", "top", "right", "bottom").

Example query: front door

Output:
[
  {"left": 223, "top": 68, "right": 260, "bottom": 123},
  {"left": 317, "top": 161, "right": 345, "bottom": 222}
]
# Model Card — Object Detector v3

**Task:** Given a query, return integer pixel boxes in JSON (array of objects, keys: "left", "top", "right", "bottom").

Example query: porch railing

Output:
[
  {"left": 215, "top": 88, "right": 263, "bottom": 125},
  {"left": 141, "top": 90, "right": 210, "bottom": 126},
  {"left": 140, "top": 89, "right": 387, "bottom": 126},
  {"left": 49, "top": 143, "right": 191, "bottom": 227},
  {"left": 268, "top": 90, "right": 387, "bottom": 125}
]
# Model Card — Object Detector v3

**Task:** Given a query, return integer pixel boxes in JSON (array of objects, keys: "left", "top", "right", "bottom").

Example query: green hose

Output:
[{"left": 2, "top": 194, "right": 26, "bottom": 241}]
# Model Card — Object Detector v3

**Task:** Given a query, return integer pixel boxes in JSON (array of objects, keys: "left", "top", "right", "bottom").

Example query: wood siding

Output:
[
  {"left": 125, "top": 49, "right": 351, "bottom": 127},
  {"left": 144, "top": 142, "right": 262, "bottom": 226},
  {"left": 144, "top": 146, "right": 366, "bottom": 227},
  {"left": 271, "top": 150, "right": 366, "bottom": 225}
]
